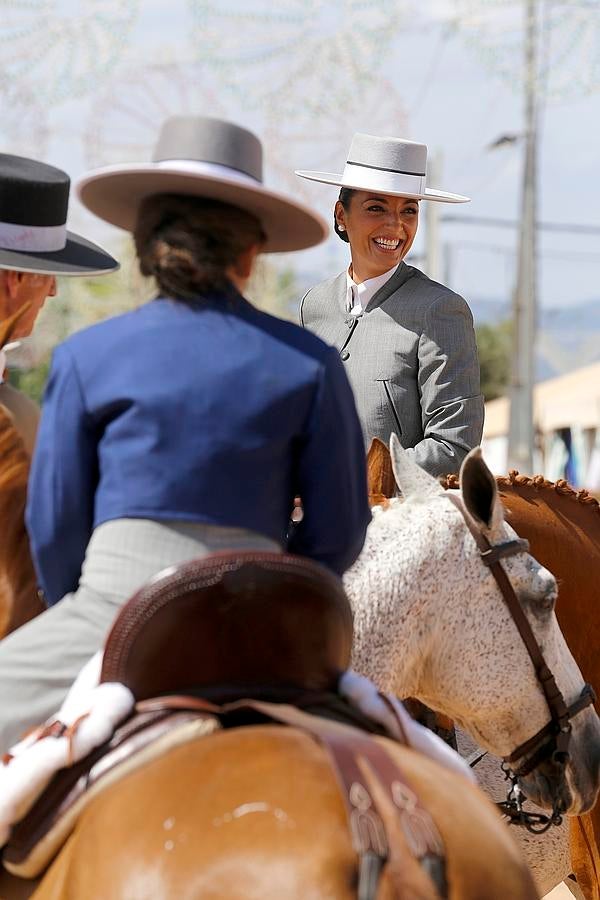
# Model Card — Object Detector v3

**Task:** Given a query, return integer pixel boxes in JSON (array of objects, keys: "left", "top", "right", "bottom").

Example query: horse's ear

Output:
[
  {"left": 389, "top": 433, "right": 444, "bottom": 499},
  {"left": 460, "top": 447, "right": 503, "bottom": 532},
  {"left": 367, "top": 437, "right": 396, "bottom": 503}
]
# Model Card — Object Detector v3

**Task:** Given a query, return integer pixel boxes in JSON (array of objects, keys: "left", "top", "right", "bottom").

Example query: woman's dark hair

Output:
[
  {"left": 134, "top": 193, "right": 266, "bottom": 303},
  {"left": 334, "top": 188, "right": 355, "bottom": 243}
]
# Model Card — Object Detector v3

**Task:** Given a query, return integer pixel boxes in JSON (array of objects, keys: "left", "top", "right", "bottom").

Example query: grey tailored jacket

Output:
[{"left": 300, "top": 262, "right": 484, "bottom": 476}]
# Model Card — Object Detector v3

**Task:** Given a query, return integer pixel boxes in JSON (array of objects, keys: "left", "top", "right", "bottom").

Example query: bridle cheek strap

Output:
[{"left": 444, "top": 492, "right": 595, "bottom": 774}]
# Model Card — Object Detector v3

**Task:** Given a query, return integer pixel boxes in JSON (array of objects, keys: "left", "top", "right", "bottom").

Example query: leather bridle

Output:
[{"left": 446, "top": 492, "right": 596, "bottom": 833}]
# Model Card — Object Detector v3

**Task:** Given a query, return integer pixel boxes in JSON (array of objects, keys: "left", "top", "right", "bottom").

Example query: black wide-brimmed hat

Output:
[
  {"left": 0, "top": 154, "right": 118, "bottom": 276},
  {"left": 76, "top": 116, "right": 328, "bottom": 253}
]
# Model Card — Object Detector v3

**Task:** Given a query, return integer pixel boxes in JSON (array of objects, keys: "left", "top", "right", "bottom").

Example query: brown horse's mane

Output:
[
  {"left": 367, "top": 438, "right": 600, "bottom": 518},
  {"left": 0, "top": 307, "right": 40, "bottom": 635},
  {"left": 0, "top": 404, "right": 29, "bottom": 493},
  {"left": 0, "top": 404, "right": 39, "bottom": 635},
  {"left": 440, "top": 469, "right": 600, "bottom": 516}
]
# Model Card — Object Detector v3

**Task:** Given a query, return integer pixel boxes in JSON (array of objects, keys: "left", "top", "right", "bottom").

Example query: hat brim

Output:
[
  {"left": 76, "top": 164, "right": 329, "bottom": 253},
  {"left": 295, "top": 170, "right": 470, "bottom": 204},
  {"left": 0, "top": 231, "right": 119, "bottom": 277}
]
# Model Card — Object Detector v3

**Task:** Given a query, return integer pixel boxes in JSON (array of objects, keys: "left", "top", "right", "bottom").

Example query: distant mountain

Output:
[
  {"left": 470, "top": 296, "right": 600, "bottom": 381},
  {"left": 469, "top": 298, "right": 509, "bottom": 326}
]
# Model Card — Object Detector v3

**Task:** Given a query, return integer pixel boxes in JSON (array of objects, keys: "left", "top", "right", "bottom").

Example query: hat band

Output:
[
  {"left": 155, "top": 158, "right": 262, "bottom": 188},
  {"left": 341, "top": 162, "right": 426, "bottom": 196},
  {"left": 0, "top": 221, "right": 67, "bottom": 253}
]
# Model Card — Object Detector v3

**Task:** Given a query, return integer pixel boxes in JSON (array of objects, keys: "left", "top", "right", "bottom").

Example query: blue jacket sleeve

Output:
[
  {"left": 288, "top": 347, "right": 370, "bottom": 575},
  {"left": 26, "top": 344, "right": 98, "bottom": 606}
]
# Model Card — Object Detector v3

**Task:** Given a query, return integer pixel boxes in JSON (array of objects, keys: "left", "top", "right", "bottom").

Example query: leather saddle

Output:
[
  {"left": 4, "top": 553, "right": 447, "bottom": 897},
  {"left": 100, "top": 551, "right": 354, "bottom": 700}
]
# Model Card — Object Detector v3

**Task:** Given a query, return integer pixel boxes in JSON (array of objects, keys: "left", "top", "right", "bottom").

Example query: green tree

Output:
[
  {"left": 476, "top": 320, "right": 512, "bottom": 402},
  {"left": 8, "top": 357, "right": 51, "bottom": 405},
  {"left": 247, "top": 259, "right": 299, "bottom": 322}
]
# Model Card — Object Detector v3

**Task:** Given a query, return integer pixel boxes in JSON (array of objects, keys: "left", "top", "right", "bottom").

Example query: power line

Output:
[
  {"left": 441, "top": 214, "right": 600, "bottom": 235},
  {"left": 450, "top": 240, "right": 600, "bottom": 263}
]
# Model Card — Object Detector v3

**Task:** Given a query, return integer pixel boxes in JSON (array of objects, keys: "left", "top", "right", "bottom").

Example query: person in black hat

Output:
[
  {"left": 0, "top": 117, "right": 370, "bottom": 753},
  {"left": 0, "top": 154, "right": 118, "bottom": 453}
]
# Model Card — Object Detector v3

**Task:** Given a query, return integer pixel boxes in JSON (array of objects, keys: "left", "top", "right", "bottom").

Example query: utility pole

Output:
[
  {"left": 507, "top": 0, "right": 538, "bottom": 473},
  {"left": 425, "top": 151, "right": 442, "bottom": 282}
]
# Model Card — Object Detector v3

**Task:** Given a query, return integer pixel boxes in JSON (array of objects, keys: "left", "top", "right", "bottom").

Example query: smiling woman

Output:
[
  {"left": 297, "top": 132, "right": 485, "bottom": 477},
  {"left": 334, "top": 190, "right": 419, "bottom": 279}
]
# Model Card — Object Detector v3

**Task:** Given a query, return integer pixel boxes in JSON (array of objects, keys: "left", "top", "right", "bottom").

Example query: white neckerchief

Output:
[{"left": 346, "top": 263, "right": 399, "bottom": 317}]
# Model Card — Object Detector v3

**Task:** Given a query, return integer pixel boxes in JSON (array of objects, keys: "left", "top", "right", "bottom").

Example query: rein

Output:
[{"left": 445, "top": 492, "right": 596, "bottom": 833}]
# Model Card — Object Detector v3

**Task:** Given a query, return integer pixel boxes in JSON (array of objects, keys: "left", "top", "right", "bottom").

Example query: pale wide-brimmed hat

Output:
[
  {"left": 77, "top": 116, "right": 328, "bottom": 253},
  {"left": 0, "top": 154, "right": 118, "bottom": 276},
  {"left": 296, "top": 133, "right": 469, "bottom": 204}
]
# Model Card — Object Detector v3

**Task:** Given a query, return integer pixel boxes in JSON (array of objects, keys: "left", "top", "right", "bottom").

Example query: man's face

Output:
[{"left": 0, "top": 271, "right": 57, "bottom": 339}]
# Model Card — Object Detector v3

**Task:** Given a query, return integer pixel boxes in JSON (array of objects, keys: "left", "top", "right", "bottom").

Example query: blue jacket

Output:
[{"left": 26, "top": 293, "right": 370, "bottom": 606}]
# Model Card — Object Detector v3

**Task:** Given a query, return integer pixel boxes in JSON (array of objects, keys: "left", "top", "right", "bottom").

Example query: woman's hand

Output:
[{"left": 291, "top": 496, "right": 304, "bottom": 523}]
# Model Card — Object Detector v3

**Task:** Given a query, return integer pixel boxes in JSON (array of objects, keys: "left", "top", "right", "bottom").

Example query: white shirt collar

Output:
[
  {"left": 0, "top": 342, "right": 21, "bottom": 386},
  {"left": 345, "top": 263, "right": 399, "bottom": 316}
]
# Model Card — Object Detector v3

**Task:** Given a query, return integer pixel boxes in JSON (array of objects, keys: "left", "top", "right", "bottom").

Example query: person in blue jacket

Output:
[{"left": 0, "top": 116, "right": 370, "bottom": 751}]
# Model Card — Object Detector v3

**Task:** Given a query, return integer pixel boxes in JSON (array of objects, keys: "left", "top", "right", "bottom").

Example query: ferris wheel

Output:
[
  {"left": 0, "top": 0, "right": 139, "bottom": 104},
  {"left": 453, "top": 0, "right": 600, "bottom": 102},
  {"left": 187, "top": 0, "right": 402, "bottom": 107},
  {"left": 263, "top": 76, "right": 410, "bottom": 204},
  {"left": 0, "top": 82, "right": 50, "bottom": 158},
  {"left": 84, "top": 63, "right": 236, "bottom": 169}
]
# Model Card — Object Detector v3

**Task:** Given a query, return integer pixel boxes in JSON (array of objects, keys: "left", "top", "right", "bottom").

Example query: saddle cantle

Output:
[{"left": 100, "top": 551, "right": 354, "bottom": 699}]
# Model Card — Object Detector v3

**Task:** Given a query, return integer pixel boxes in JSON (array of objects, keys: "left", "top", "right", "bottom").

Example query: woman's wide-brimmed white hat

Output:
[
  {"left": 77, "top": 116, "right": 328, "bottom": 253},
  {"left": 296, "top": 133, "right": 469, "bottom": 204}
]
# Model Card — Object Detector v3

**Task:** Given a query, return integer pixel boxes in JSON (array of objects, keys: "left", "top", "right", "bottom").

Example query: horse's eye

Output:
[{"left": 538, "top": 588, "right": 557, "bottom": 613}]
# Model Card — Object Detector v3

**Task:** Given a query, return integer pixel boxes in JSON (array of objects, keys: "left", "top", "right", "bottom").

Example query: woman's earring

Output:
[{"left": 338, "top": 223, "right": 345, "bottom": 232}]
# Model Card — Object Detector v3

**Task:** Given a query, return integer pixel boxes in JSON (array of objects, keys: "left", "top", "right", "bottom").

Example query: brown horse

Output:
[
  {"left": 368, "top": 438, "right": 600, "bottom": 899},
  {"left": 1, "top": 551, "right": 538, "bottom": 900},
  {"left": 17, "top": 727, "right": 537, "bottom": 900}
]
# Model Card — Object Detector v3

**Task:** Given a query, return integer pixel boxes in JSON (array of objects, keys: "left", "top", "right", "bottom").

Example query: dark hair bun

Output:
[{"left": 134, "top": 194, "right": 264, "bottom": 303}]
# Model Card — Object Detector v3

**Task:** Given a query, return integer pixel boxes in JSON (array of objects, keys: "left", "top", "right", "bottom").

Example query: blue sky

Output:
[{"left": 2, "top": 0, "right": 599, "bottom": 310}]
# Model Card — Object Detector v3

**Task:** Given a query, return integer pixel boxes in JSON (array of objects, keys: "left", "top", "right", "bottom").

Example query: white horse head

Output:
[{"left": 346, "top": 436, "right": 600, "bottom": 815}]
